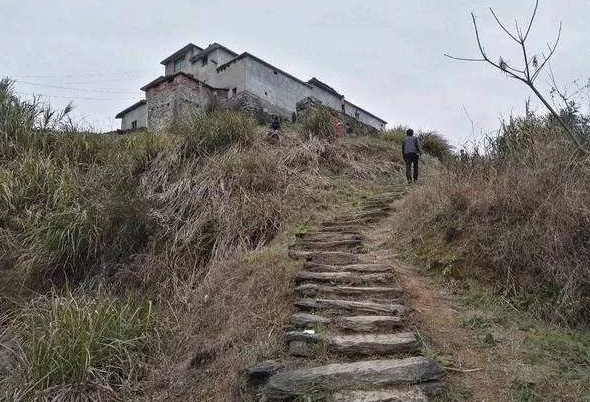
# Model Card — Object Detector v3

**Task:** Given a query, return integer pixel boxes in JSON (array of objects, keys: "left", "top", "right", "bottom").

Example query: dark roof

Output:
[
  {"left": 140, "top": 71, "right": 228, "bottom": 92},
  {"left": 140, "top": 71, "right": 198, "bottom": 91},
  {"left": 217, "top": 52, "right": 313, "bottom": 88},
  {"left": 189, "top": 43, "right": 238, "bottom": 63},
  {"left": 344, "top": 99, "right": 387, "bottom": 124},
  {"left": 308, "top": 77, "right": 343, "bottom": 98},
  {"left": 160, "top": 43, "right": 202, "bottom": 65},
  {"left": 115, "top": 100, "right": 146, "bottom": 118}
]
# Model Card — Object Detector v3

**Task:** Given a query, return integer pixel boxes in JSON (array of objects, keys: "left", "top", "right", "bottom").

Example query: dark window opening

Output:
[
  {"left": 232, "top": 87, "right": 237, "bottom": 95},
  {"left": 354, "top": 111, "right": 360, "bottom": 119},
  {"left": 173, "top": 57, "right": 185, "bottom": 72},
  {"left": 341, "top": 104, "right": 345, "bottom": 113},
  {"left": 264, "top": 91, "right": 268, "bottom": 96},
  {"left": 131, "top": 120, "right": 137, "bottom": 129},
  {"left": 273, "top": 71, "right": 278, "bottom": 75},
  {"left": 202, "top": 56, "right": 208, "bottom": 67}
]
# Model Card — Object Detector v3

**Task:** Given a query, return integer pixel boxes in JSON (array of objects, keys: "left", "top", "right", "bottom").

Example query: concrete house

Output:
[{"left": 116, "top": 42, "right": 387, "bottom": 132}]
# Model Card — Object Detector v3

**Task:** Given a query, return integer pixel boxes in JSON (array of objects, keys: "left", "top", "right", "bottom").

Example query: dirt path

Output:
[{"left": 363, "top": 198, "right": 513, "bottom": 402}]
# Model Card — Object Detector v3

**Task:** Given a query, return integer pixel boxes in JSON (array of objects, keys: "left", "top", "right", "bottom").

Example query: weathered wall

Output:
[
  {"left": 146, "top": 74, "right": 222, "bottom": 132},
  {"left": 343, "top": 100, "right": 385, "bottom": 131},
  {"left": 244, "top": 58, "right": 312, "bottom": 117},
  {"left": 209, "top": 54, "right": 248, "bottom": 94},
  {"left": 190, "top": 48, "right": 237, "bottom": 87},
  {"left": 120, "top": 103, "right": 147, "bottom": 130},
  {"left": 309, "top": 85, "right": 343, "bottom": 111},
  {"left": 164, "top": 47, "right": 201, "bottom": 76}
]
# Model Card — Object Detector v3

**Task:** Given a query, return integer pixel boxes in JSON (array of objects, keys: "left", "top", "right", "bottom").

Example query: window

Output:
[
  {"left": 232, "top": 87, "right": 237, "bottom": 95},
  {"left": 264, "top": 91, "right": 268, "bottom": 96},
  {"left": 173, "top": 57, "right": 185, "bottom": 72},
  {"left": 354, "top": 111, "right": 360, "bottom": 119},
  {"left": 131, "top": 120, "right": 137, "bottom": 129},
  {"left": 202, "top": 56, "right": 208, "bottom": 67},
  {"left": 273, "top": 70, "right": 278, "bottom": 75}
]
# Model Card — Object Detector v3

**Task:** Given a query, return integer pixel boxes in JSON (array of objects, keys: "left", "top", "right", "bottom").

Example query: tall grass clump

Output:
[
  {"left": 400, "top": 109, "right": 590, "bottom": 327},
  {"left": 417, "top": 131, "right": 453, "bottom": 161},
  {"left": 300, "top": 108, "right": 336, "bottom": 139},
  {"left": 175, "top": 109, "right": 256, "bottom": 155},
  {"left": 381, "top": 125, "right": 408, "bottom": 144},
  {"left": 0, "top": 290, "right": 157, "bottom": 402}
]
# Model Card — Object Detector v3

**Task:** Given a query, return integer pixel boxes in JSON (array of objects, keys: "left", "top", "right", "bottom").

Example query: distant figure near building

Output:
[
  {"left": 267, "top": 115, "right": 281, "bottom": 144},
  {"left": 402, "top": 129, "right": 421, "bottom": 184}
]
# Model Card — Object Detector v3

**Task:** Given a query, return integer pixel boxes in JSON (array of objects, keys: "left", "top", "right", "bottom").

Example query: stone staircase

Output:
[{"left": 247, "top": 187, "right": 442, "bottom": 401}]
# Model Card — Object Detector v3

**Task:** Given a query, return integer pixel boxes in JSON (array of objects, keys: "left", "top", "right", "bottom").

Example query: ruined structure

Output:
[{"left": 116, "top": 43, "right": 387, "bottom": 133}]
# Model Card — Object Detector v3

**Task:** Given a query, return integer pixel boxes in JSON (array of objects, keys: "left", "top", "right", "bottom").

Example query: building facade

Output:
[{"left": 116, "top": 42, "right": 387, "bottom": 132}]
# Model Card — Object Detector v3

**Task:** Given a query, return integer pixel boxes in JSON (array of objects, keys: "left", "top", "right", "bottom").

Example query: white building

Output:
[{"left": 116, "top": 43, "right": 387, "bottom": 132}]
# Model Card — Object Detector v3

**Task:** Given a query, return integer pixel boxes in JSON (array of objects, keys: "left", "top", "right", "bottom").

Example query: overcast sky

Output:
[{"left": 2, "top": 0, "right": 589, "bottom": 147}]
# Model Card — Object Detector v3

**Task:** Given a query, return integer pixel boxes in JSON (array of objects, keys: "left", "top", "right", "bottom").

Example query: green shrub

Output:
[
  {"left": 176, "top": 109, "right": 256, "bottom": 155},
  {"left": 381, "top": 126, "right": 408, "bottom": 144},
  {"left": 417, "top": 131, "right": 453, "bottom": 161},
  {"left": 1, "top": 291, "right": 156, "bottom": 401},
  {"left": 300, "top": 108, "right": 336, "bottom": 139}
]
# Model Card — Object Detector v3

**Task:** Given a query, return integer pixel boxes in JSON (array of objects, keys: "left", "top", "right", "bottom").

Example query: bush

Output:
[
  {"left": 176, "top": 109, "right": 256, "bottom": 155},
  {"left": 381, "top": 125, "right": 408, "bottom": 144},
  {"left": 417, "top": 131, "right": 453, "bottom": 161},
  {"left": 300, "top": 108, "right": 336, "bottom": 139},
  {"left": 0, "top": 291, "right": 156, "bottom": 401}
]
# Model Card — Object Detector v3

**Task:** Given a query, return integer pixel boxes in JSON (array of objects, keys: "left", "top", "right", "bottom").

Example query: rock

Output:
[
  {"left": 327, "top": 332, "right": 419, "bottom": 356},
  {"left": 294, "top": 271, "right": 391, "bottom": 285},
  {"left": 336, "top": 315, "right": 404, "bottom": 332},
  {"left": 303, "top": 263, "right": 393, "bottom": 273},
  {"left": 290, "top": 239, "right": 362, "bottom": 251},
  {"left": 294, "top": 284, "right": 402, "bottom": 298},
  {"left": 265, "top": 356, "right": 442, "bottom": 399},
  {"left": 245, "top": 360, "right": 284, "bottom": 383},
  {"left": 295, "top": 298, "right": 407, "bottom": 315},
  {"left": 285, "top": 331, "right": 321, "bottom": 343},
  {"left": 288, "top": 251, "right": 362, "bottom": 266},
  {"left": 290, "top": 313, "right": 331, "bottom": 327}
]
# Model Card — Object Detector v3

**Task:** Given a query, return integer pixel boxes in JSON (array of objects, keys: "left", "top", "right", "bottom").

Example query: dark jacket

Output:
[
  {"left": 402, "top": 136, "right": 421, "bottom": 156},
  {"left": 270, "top": 119, "right": 280, "bottom": 130}
]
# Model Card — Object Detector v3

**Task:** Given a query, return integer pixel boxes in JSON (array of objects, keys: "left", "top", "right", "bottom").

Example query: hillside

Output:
[{"left": 0, "top": 79, "right": 434, "bottom": 401}]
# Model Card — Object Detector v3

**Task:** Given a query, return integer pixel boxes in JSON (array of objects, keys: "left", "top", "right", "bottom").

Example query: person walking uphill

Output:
[{"left": 402, "top": 129, "right": 421, "bottom": 183}]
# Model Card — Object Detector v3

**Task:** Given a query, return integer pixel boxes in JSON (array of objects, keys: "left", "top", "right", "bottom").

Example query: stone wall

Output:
[
  {"left": 145, "top": 74, "right": 227, "bottom": 132},
  {"left": 296, "top": 97, "right": 379, "bottom": 136}
]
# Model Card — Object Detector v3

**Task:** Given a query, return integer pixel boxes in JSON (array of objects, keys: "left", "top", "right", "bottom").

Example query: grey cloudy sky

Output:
[{"left": 2, "top": 0, "right": 589, "bottom": 147}]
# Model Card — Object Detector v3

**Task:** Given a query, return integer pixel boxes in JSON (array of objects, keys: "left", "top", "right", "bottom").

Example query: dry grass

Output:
[
  {"left": 0, "top": 78, "right": 407, "bottom": 401},
  {"left": 398, "top": 112, "right": 590, "bottom": 327}
]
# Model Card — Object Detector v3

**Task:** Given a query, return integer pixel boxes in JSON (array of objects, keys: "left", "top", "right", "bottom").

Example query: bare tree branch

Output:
[
  {"left": 523, "top": 0, "right": 540, "bottom": 41},
  {"left": 531, "top": 22, "right": 562, "bottom": 82},
  {"left": 444, "top": 1, "right": 588, "bottom": 154},
  {"left": 489, "top": 7, "right": 520, "bottom": 42}
]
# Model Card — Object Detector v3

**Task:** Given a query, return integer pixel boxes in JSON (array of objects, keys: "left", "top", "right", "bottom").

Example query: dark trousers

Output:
[{"left": 404, "top": 153, "right": 419, "bottom": 182}]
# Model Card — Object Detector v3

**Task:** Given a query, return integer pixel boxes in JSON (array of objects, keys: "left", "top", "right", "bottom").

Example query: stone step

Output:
[
  {"left": 265, "top": 356, "right": 442, "bottom": 399},
  {"left": 290, "top": 313, "right": 404, "bottom": 332},
  {"left": 290, "top": 239, "right": 362, "bottom": 251},
  {"left": 318, "top": 225, "right": 364, "bottom": 233},
  {"left": 285, "top": 331, "right": 419, "bottom": 356},
  {"left": 331, "top": 209, "right": 390, "bottom": 221},
  {"left": 329, "top": 332, "right": 419, "bottom": 355},
  {"left": 295, "top": 298, "right": 407, "bottom": 315},
  {"left": 294, "top": 271, "right": 391, "bottom": 285},
  {"left": 295, "top": 233, "right": 363, "bottom": 242},
  {"left": 294, "top": 283, "right": 403, "bottom": 298},
  {"left": 288, "top": 251, "right": 362, "bottom": 265},
  {"left": 328, "top": 388, "right": 428, "bottom": 402},
  {"left": 303, "top": 262, "right": 393, "bottom": 273},
  {"left": 322, "top": 217, "right": 379, "bottom": 227}
]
